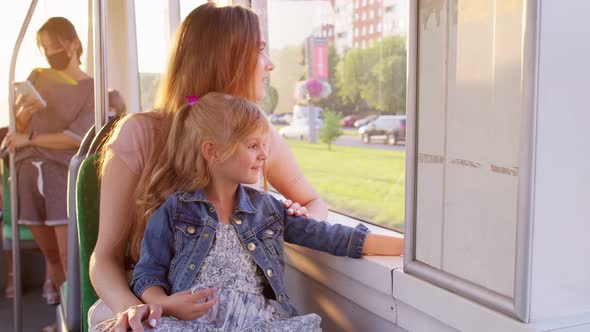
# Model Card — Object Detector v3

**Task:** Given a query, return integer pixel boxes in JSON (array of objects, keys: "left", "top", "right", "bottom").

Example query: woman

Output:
[
  {"left": 3, "top": 16, "right": 94, "bottom": 331},
  {"left": 89, "top": 4, "right": 328, "bottom": 332}
]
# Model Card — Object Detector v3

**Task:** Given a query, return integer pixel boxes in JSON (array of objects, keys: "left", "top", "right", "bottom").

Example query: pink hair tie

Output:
[{"left": 186, "top": 95, "right": 200, "bottom": 105}]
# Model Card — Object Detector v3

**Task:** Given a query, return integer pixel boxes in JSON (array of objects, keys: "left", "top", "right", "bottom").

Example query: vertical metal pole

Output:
[
  {"left": 93, "top": 0, "right": 108, "bottom": 134},
  {"left": 166, "top": 0, "right": 180, "bottom": 43},
  {"left": 8, "top": 2, "right": 38, "bottom": 331}
]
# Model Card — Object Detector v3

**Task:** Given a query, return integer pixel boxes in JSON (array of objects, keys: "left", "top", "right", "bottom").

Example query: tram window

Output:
[
  {"left": 134, "top": 0, "right": 170, "bottom": 112},
  {"left": 180, "top": 0, "right": 207, "bottom": 21},
  {"left": 264, "top": 0, "right": 408, "bottom": 232},
  {"left": 0, "top": 1, "right": 89, "bottom": 127}
]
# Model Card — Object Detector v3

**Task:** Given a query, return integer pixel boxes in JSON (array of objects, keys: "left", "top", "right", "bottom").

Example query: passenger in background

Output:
[
  {"left": 108, "top": 89, "right": 127, "bottom": 117},
  {"left": 90, "top": 3, "right": 335, "bottom": 332},
  {"left": 1, "top": 16, "right": 94, "bottom": 332}
]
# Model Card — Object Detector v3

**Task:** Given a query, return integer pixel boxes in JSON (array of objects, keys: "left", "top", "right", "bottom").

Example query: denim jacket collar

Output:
[{"left": 179, "top": 185, "right": 257, "bottom": 214}]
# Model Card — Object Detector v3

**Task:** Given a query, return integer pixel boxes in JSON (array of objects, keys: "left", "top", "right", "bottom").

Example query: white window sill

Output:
[
  {"left": 282, "top": 205, "right": 404, "bottom": 324},
  {"left": 279, "top": 202, "right": 590, "bottom": 331}
]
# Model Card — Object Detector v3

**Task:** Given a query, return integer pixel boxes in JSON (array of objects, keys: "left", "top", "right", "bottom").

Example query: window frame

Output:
[{"left": 402, "top": 0, "right": 538, "bottom": 323}]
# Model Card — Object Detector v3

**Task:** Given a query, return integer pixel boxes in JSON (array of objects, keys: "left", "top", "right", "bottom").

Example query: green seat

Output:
[
  {"left": 76, "top": 153, "right": 101, "bottom": 332},
  {"left": 75, "top": 115, "right": 121, "bottom": 332},
  {"left": 58, "top": 126, "right": 97, "bottom": 332},
  {"left": 1, "top": 159, "right": 37, "bottom": 249}
]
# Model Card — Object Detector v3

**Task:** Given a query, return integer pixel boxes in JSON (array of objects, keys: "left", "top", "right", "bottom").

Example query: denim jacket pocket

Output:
[
  {"left": 174, "top": 222, "right": 203, "bottom": 253},
  {"left": 257, "top": 221, "right": 283, "bottom": 257}
]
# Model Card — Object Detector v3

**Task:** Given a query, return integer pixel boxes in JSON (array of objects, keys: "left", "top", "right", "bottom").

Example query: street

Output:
[{"left": 332, "top": 134, "right": 405, "bottom": 151}]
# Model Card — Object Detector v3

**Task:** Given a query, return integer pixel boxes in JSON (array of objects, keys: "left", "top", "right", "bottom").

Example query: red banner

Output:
[{"left": 311, "top": 38, "right": 328, "bottom": 80}]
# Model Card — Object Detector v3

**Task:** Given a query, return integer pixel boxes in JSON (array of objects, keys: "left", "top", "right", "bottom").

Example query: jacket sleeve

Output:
[
  {"left": 270, "top": 196, "right": 370, "bottom": 258},
  {"left": 130, "top": 196, "right": 176, "bottom": 297}
]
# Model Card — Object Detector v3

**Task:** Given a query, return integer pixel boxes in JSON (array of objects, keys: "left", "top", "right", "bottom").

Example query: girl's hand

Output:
[
  {"left": 16, "top": 94, "right": 44, "bottom": 114},
  {"left": 162, "top": 289, "right": 217, "bottom": 321},
  {"left": 3, "top": 133, "right": 31, "bottom": 152},
  {"left": 283, "top": 199, "right": 310, "bottom": 218},
  {"left": 111, "top": 303, "right": 162, "bottom": 332}
]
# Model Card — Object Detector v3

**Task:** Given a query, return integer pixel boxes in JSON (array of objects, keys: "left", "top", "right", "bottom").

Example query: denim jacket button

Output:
[
  {"left": 187, "top": 226, "right": 196, "bottom": 234},
  {"left": 203, "top": 232, "right": 209, "bottom": 238},
  {"left": 209, "top": 206, "right": 214, "bottom": 213},
  {"left": 188, "top": 263, "right": 196, "bottom": 270},
  {"left": 247, "top": 243, "right": 256, "bottom": 251},
  {"left": 266, "top": 269, "right": 273, "bottom": 277},
  {"left": 234, "top": 218, "right": 242, "bottom": 225},
  {"left": 278, "top": 295, "right": 284, "bottom": 303},
  {"left": 266, "top": 229, "right": 274, "bottom": 235}
]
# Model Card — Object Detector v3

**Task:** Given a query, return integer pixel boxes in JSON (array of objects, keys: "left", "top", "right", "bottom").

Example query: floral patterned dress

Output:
[{"left": 105, "top": 223, "right": 322, "bottom": 332}]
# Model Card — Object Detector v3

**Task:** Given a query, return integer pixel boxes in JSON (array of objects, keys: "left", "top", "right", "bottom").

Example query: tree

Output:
[
  {"left": 319, "top": 42, "right": 356, "bottom": 115},
  {"left": 258, "top": 85, "right": 279, "bottom": 114},
  {"left": 320, "top": 111, "right": 343, "bottom": 151},
  {"left": 335, "top": 36, "right": 407, "bottom": 114},
  {"left": 269, "top": 46, "right": 305, "bottom": 114}
]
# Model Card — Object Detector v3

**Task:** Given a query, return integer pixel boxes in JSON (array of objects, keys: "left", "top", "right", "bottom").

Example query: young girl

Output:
[{"left": 121, "top": 93, "right": 404, "bottom": 331}]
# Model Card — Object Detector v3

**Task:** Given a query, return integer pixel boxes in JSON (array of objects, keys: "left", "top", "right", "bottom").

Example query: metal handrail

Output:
[
  {"left": 93, "top": 0, "right": 108, "bottom": 133},
  {"left": 8, "top": 1, "right": 39, "bottom": 332}
]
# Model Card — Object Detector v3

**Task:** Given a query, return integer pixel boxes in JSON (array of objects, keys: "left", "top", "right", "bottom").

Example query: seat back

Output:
[
  {"left": 76, "top": 115, "right": 121, "bottom": 332},
  {"left": 76, "top": 154, "right": 101, "bottom": 332},
  {"left": 61, "top": 126, "right": 96, "bottom": 332},
  {"left": 1, "top": 160, "right": 37, "bottom": 249}
]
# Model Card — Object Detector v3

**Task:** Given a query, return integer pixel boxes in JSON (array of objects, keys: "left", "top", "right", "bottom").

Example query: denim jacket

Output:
[{"left": 130, "top": 185, "right": 370, "bottom": 317}]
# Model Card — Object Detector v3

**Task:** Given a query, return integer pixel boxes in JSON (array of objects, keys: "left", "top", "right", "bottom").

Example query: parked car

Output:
[
  {"left": 282, "top": 113, "right": 293, "bottom": 124},
  {"left": 279, "top": 119, "right": 323, "bottom": 140},
  {"left": 269, "top": 113, "right": 290, "bottom": 125},
  {"left": 353, "top": 114, "right": 378, "bottom": 128},
  {"left": 340, "top": 115, "right": 358, "bottom": 128},
  {"left": 358, "top": 115, "right": 406, "bottom": 145}
]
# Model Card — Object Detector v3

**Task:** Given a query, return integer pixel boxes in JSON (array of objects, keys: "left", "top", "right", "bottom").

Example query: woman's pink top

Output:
[{"left": 107, "top": 114, "right": 162, "bottom": 175}]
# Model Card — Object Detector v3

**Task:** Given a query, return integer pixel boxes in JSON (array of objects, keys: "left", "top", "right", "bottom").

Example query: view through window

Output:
[
  {"left": 134, "top": 0, "right": 408, "bottom": 232},
  {"left": 258, "top": 0, "right": 408, "bottom": 232}
]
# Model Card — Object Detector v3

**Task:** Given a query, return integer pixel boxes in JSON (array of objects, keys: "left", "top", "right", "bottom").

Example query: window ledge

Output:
[
  {"left": 283, "top": 206, "right": 403, "bottom": 324},
  {"left": 392, "top": 269, "right": 590, "bottom": 331}
]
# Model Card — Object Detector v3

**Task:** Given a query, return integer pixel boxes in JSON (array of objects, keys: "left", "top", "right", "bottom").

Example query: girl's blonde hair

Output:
[{"left": 130, "top": 93, "right": 269, "bottom": 259}]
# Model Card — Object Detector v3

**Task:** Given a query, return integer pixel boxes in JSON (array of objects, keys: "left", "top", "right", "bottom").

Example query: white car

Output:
[{"left": 279, "top": 119, "right": 323, "bottom": 140}]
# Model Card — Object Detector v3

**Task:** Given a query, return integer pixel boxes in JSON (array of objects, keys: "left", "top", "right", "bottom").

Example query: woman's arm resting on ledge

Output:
[{"left": 266, "top": 127, "right": 329, "bottom": 220}]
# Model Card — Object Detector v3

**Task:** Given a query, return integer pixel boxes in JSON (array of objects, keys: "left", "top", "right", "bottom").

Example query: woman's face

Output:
[
  {"left": 39, "top": 31, "right": 78, "bottom": 70},
  {"left": 253, "top": 39, "right": 274, "bottom": 102}
]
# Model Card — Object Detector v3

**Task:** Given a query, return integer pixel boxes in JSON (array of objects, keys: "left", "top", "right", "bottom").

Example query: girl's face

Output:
[
  {"left": 213, "top": 127, "right": 268, "bottom": 185},
  {"left": 253, "top": 39, "right": 274, "bottom": 102}
]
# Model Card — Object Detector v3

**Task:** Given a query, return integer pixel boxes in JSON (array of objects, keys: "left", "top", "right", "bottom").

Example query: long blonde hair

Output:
[
  {"left": 156, "top": 3, "right": 261, "bottom": 117},
  {"left": 131, "top": 93, "right": 269, "bottom": 259},
  {"left": 100, "top": 3, "right": 265, "bottom": 260}
]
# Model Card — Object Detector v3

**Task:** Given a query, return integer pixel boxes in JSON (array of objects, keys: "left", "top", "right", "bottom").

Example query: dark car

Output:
[{"left": 358, "top": 115, "right": 406, "bottom": 145}]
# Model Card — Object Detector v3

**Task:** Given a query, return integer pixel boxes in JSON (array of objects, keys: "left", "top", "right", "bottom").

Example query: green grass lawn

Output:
[
  {"left": 284, "top": 140, "right": 405, "bottom": 232},
  {"left": 342, "top": 128, "right": 358, "bottom": 136},
  {"left": 272, "top": 124, "right": 358, "bottom": 137}
]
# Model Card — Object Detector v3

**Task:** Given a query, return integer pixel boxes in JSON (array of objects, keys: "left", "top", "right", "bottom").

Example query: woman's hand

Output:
[
  {"left": 111, "top": 303, "right": 163, "bottom": 332},
  {"left": 16, "top": 94, "right": 44, "bottom": 114},
  {"left": 3, "top": 133, "right": 31, "bottom": 152},
  {"left": 283, "top": 199, "right": 311, "bottom": 218},
  {"left": 162, "top": 289, "right": 217, "bottom": 321}
]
